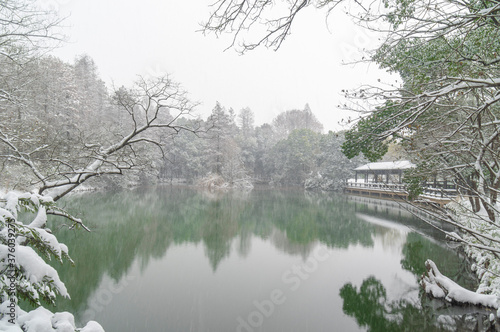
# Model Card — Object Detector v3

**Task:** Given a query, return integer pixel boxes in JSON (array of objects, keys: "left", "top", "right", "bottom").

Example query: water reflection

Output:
[
  {"left": 43, "top": 187, "right": 477, "bottom": 331},
  {"left": 340, "top": 276, "right": 496, "bottom": 332}
]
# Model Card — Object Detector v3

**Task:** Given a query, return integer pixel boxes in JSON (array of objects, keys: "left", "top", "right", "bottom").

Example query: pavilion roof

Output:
[{"left": 354, "top": 160, "right": 415, "bottom": 171}]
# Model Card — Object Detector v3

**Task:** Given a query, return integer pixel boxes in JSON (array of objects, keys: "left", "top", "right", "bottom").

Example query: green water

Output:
[{"left": 43, "top": 186, "right": 484, "bottom": 331}]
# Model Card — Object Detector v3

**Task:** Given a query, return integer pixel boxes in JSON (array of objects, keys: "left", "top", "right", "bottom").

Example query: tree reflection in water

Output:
[
  {"left": 341, "top": 195, "right": 497, "bottom": 331},
  {"left": 40, "top": 187, "right": 488, "bottom": 330},
  {"left": 340, "top": 276, "right": 497, "bottom": 331}
]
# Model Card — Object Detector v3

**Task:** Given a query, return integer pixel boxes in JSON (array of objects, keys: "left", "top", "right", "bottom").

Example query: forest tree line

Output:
[
  {"left": 0, "top": 54, "right": 364, "bottom": 192},
  {"left": 162, "top": 102, "right": 365, "bottom": 189}
]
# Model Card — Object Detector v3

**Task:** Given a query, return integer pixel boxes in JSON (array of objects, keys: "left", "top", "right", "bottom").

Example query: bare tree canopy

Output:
[
  {"left": 272, "top": 104, "right": 324, "bottom": 141},
  {"left": 202, "top": 0, "right": 342, "bottom": 52},
  {"left": 0, "top": 75, "right": 199, "bottom": 201},
  {"left": 0, "top": 0, "right": 64, "bottom": 62}
]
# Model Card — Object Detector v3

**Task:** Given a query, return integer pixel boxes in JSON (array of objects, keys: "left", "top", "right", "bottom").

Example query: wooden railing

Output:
[
  {"left": 421, "top": 187, "right": 458, "bottom": 198},
  {"left": 345, "top": 182, "right": 407, "bottom": 192},
  {"left": 345, "top": 181, "right": 459, "bottom": 199}
]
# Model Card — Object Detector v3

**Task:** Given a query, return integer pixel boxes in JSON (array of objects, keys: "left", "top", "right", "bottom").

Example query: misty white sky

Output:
[{"left": 47, "top": 0, "right": 394, "bottom": 132}]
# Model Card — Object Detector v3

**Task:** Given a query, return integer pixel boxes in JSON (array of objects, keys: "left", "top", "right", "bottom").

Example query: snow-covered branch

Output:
[
  {"left": 33, "top": 75, "right": 199, "bottom": 201},
  {"left": 422, "top": 259, "right": 498, "bottom": 308}
]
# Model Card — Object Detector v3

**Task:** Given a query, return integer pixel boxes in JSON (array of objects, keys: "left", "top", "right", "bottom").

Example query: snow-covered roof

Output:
[{"left": 354, "top": 160, "right": 415, "bottom": 171}]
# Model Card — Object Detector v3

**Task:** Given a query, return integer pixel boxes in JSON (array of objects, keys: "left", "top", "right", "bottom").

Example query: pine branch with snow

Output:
[{"left": 0, "top": 191, "right": 104, "bottom": 331}]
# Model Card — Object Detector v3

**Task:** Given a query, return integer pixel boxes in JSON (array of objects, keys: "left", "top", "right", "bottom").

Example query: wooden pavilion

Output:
[
  {"left": 344, "top": 160, "right": 415, "bottom": 199},
  {"left": 353, "top": 160, "right": 415, "bottom": 184},
  {"left": 345, "top": 160, "right": 459, "bottom": 205}
]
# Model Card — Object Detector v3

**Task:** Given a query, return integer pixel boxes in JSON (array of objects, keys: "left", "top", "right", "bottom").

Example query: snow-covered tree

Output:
[
  {"left": 1, "top": 74, "right": 199, "bottom": 200},
  {"left": 272, "top": 105, "right": 324, "bottom": 142},
  {"left": 203, "top": 102, "right": 252, "bottom": 188},
  {"left": 305, "top": 131, "right": 365, "bottom": 191},
  {"left": 0, "top": 54, "right": 117, "bottom": 191},
  {"left": 237, "top": 107, "right": 255, "bottom": 137},
  {"left": 253, "top": 123, "right": 276, "bottom": 182},
  {"left": 0, "top": 0, "right": 62, "bottom": 64},
  {"left": 205, "top": 102, "right": 234, "bottom": 175},
  {"left": 267, "top": 129, "right": 321, "bottom": 185},
  {"left": 159, "top": 118, "right": 209, "bottom": 183},
  {"left": 0, "top": 1, "right": 107, "bottom": 329},
  {"left": 236, "top": 107, "right": 257, "bottom": 176}
]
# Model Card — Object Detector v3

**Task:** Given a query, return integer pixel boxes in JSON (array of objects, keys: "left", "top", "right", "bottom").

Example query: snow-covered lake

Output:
[{"left": 43, "top": 187, "right": 479, "bottom": 331}]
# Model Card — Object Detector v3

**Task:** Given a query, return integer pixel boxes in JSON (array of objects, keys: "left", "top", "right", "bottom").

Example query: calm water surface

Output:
[{"left": 45, "top": 187, "right": 481, "bottom": 331}]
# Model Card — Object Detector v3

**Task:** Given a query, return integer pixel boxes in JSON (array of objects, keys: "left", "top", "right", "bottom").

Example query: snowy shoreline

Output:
[{"left": 419, "top": 199, "right": 500, "bottom": 322}]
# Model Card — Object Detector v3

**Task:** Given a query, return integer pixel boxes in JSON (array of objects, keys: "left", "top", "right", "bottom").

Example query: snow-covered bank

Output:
[
  {"left": 196, "top": 173, "right": 254, "bottom": 190},
  {"left": 447, "top": 201, "right": 500, "bottom": 298},
  {"left": 421, "top": 199, "right": 500, "bottom": 316}
]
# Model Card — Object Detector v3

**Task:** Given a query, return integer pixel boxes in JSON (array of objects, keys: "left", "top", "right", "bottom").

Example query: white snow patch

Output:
[
  {"left": 29, "top": 206, "right": 47, "bottom": 229},
  {"left": 51, "top": 312, "right": 76, "bottom": 332},
  {"left": 59, "top": 243, "right": 69, "bottom": 256},
  {"left": 0, "top": 320, "right": 23, "bottom": 332},
  {"left": 445, "top": 232, "right": 462, "bottom": 242},
  {"left": 18, "top": 307, "right": 53, "bottom": 332},
  {"left": 2, "top": 306, "right": 98, "bottom": 332},
  {"left": 29, "top": 194, "right": 40, "bottom": 209},
  {"left": 80, "top": 320, "right": 105, "bottom": 332},
  {"left": 35, "top": 228, "right": 62, "bottom": 258},
  {"left": 0, "top": 207, "right": 15, "bottom": 222},
  {"left": 354, "top": 160, "right": 415, "bottom": 171},
  {"left": 3, "top": 192, "right": 20, "bottom": 219},
  {"left": 16, "top": 245, "right": 68, "bottom": 298}
]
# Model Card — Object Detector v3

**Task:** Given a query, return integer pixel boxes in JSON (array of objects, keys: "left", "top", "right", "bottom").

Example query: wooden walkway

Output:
[
  {"left": 344, "top": 182, "right": 458, "bottom": 207},
  {"left": 344, "top": 182, "right": 409, "bottom": 200}
]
